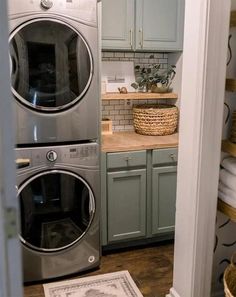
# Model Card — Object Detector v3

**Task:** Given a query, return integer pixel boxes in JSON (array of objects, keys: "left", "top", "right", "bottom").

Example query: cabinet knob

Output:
[{"left": 170, "top": 154, "right": 176, "bottom": 161}]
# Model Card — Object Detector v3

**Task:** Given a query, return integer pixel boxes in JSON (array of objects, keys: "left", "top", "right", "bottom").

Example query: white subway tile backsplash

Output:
[
  {"left": 115, "top": 115, "right": 125, "bottom": 120},
  {"left": 138, "top": 100, "right": 147, "bottom": 104},
  {"left": 154, "top": 53, "right": 164, "bottom": 58},
  {"left": 115, "top": 52, "right": 125, "bottom": 58},
  {"left": 115, "top": 105, "right": 125, "bottom": 110},
  {"left": 159, "top": 58, "right": 168, "bottom": 64},
  {"left": 110, "top": 100, "right": 120, "bottom": 105},
  {"left": 139, "top": 59, "right": 149, "bottom": 64},
  {"left": 102, "top": 101, "right": 110, "bottom": 106},
  {"left": 102, "top": 51, "right": 169, "bottom": 132},
  {"left": 125, "top": 52, "right": 134, "bottom": 58},
  {"left": 119, "top": 110, "right": 129, "bottom": 115},
  {"left": 120, "top": 120, "right": 130, "bottom": 125},
  {"left": 110, "top": 110, "right": 120, "bottom": 115},
  {"left": 124, "top": 114, "right": 133, "bottom": 120},
  {"left": 112, "top": 120, "right": 120, "bottom": 126},
  {"left": 124, "top": 125, "right": 134, "bottom": 131},
  {"left": 103, "top": 52, "right": 115, "bottom": 58},
  {"left": 102, "top": 111, "right": 109, "bottom": 117},
  {"left": 105, "top": 105, "right": 114, "bottom": 110},
  {"left": 114, "top": 125, "right": 125, "bottom": 131},
  {"left": 134, "top": 52, "right": 145, "bottom": 58}
]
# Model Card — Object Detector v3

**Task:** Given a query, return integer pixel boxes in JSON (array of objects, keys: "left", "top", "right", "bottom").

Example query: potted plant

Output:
[{"left": 131, "top": 63, "right": 176, "bottom": 93}]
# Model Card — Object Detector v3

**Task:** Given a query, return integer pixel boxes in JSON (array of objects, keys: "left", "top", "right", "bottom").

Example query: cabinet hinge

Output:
[{"left": 5, "top": 208, "right": 17, "bottom": 239}]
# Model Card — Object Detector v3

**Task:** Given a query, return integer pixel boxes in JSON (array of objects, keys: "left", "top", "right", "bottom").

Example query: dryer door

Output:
[
  {"left": 18, "top": 170, "right": 95, "bottom": 252},
  {"left": 9, "top": 19, "right": 93, "bottom": 112}
]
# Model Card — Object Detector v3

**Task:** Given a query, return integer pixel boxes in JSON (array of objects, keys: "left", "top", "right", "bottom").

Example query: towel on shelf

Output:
[
  {"left": 218, "top": 190, "right": 236, "bottom": 208},
  {"left": 221, "top": 157, "right": 236, "bottom": 175},
  {"left": 219, "top": 169, "right": 236, "bottom": 192},
  {"left": 219, "top": 181, "right": 236, "bottom": 200}
]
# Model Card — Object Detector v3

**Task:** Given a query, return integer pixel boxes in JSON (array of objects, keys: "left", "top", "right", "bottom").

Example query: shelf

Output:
[
  {"left": 101, "top": 92, "right": 178, "bottom": 100},
  {"left": 218, "top": 199, "right": 236, "bottom": 222},
  {"left": 222, "top": 139, "right": 236, "bottom": 157},
  {"left": 226, "top": 78, "right": 236, "bottom": 92},
  {"left": 230, "top": 11, "right": 236, "bottom": 27}
]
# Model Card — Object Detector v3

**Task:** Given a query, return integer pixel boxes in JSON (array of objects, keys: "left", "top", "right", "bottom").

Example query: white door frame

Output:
[
  {"left": 168, "top": 0, "right": 231, "bottom": 296},
  {"left": 0, "top": 0, "right": 23, "bottom": 296}
]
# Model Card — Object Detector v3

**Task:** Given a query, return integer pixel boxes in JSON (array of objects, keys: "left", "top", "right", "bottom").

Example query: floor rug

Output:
[{"left": 43, "top": 270, "right": 144, "bottom": 297}]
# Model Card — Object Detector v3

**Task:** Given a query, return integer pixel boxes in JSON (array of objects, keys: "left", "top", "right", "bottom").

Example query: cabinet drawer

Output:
[
  {"left": 152, "top": 148, "right": 178, "bottom": 165},
  {"left": 107, "top": 150, "right": 146, "bottom": 169}
]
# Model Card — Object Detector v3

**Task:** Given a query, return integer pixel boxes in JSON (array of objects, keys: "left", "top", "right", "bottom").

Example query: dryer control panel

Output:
[{"left": 8, "top": 0, "right": 97, "bottom": 26}]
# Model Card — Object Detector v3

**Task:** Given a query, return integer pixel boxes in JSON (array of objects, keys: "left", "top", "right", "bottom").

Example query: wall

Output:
[
  {"left": 211, "top": 1, "right": 236, "bottom": 295},
  {"left": 101, "top": 51, "right": 172, "bottom": 132}
]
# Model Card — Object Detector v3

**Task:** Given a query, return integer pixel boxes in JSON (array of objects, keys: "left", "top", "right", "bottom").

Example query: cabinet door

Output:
[
  {"left": 107, "top": 169, "right": 146, "bottom": 243},
  {"left": 102, "top": 0, "right": 135, "bottom": 50},
  {"left": 152, "top": 166, "right": 177, "bottom": 235},
  {"left": 136, "top": 0, "right": 185, "bottom": 51}
]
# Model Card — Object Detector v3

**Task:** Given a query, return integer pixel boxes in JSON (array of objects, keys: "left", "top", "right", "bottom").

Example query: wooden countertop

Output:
[{"left": 102, "top": 131, "right": 178, "bottom": 152}]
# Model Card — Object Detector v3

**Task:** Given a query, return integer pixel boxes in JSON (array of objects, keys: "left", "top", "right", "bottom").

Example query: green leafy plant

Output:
[{"left": 131, "top": 63, "right": 176, "bottom": 92}]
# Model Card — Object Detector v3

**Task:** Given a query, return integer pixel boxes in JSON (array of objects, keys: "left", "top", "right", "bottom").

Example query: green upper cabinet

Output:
[
  {"left": 101, "top": 0, "right": 135, "bottom": 50},
  {"left": 135, "top": 0, "right": 185, "bottom": 51},
  {"left": 101, "top": 0, "right": 185, "bottom": 51}
]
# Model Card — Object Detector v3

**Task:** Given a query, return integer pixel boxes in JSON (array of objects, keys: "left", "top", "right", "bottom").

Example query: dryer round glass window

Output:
[
  {"left": 9, "top": 19, "right": 93, "bottom": 112},
  {"left": 18, "top": 170, "right": 95, "bottom": 252}
]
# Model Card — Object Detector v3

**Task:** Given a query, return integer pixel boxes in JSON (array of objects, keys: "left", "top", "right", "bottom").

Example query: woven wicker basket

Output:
[
  {"left": 224, "top": 253, "right": 236, "bottom": 297},
  {"left": 133, "top": 104, "right": 178, "bottom": 136}
]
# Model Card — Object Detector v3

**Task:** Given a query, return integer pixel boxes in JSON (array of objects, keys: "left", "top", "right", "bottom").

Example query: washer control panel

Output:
[
  {"left": 15, "top": 143, "right": 99, "bottom": 169},
  {"left": 40, "top": 0, "right": 53, "bottom": 9},
  {"left": 46, "top": 150, "right": 57, "bottom": 162}
]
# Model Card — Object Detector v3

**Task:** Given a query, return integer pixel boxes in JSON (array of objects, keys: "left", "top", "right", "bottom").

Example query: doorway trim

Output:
[
  {"left": 0, "top": 0, "right": 23, "bottom": 296},
  {"left": 168, "top": 0, "right": 231, "bottom": 296}
]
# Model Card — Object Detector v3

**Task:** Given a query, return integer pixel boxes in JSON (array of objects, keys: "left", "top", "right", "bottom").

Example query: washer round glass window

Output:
[
  {"left": 9, "top": 19, "right": 93, "bottom": 111},
  {"left": 18, "top": 170, "right": 95, "bottom": 252}
]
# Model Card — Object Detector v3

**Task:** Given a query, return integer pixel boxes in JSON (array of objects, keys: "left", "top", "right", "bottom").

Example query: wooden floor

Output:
[{"left": 24, "top": 242, "right": 174, "bottom": 297}]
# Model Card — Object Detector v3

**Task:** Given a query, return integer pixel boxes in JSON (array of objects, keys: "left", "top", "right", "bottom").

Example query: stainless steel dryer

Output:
[
  {"left": 15, "top": 142, "right": 100, "bottom": 282},
  {"left": 8, "top": 0, "right": 99, "bottom": 145}
]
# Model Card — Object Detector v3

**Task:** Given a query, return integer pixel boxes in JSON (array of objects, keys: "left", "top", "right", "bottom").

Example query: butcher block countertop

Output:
[{"left": 102, "top": 131, "right": 178, "bottom": 152}]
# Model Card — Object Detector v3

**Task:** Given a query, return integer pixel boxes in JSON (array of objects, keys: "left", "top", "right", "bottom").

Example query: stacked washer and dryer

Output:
[{"left": 8, "top": 0, "right": 100, "bottom": 282}]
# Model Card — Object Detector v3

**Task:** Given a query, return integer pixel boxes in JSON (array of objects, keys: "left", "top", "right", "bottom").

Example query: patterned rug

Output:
[{"left": 43, "top": 270, "right": 143, "bottom": 297}]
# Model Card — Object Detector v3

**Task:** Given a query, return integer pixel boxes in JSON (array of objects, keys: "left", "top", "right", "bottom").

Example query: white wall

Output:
[{"left": 211, "top": 1, "right": 236, "bottom": 295}]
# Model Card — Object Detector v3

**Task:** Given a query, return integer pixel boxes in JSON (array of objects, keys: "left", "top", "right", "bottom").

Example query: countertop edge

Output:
[
  {"left": 102, "top": 143, "right": 178, "bottom": 153},
  {"left": 101, "top": 132, "right": 179, "bottom": 153}
]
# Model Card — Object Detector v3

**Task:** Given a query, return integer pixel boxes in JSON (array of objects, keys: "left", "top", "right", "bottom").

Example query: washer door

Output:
[
  {"left": 18, "top": 170, "right": 95, "bottom": 252},
  {"left": 9, "top": 19, "right": 93, "bottom": 112}
]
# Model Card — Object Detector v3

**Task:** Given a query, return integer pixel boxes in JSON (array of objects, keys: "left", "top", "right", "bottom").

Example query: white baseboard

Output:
[{"left": 166, "top": 287, "right": 181, "bottom": 297}]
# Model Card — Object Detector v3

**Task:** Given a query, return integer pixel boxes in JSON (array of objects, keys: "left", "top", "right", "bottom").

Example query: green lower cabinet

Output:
[
  {"left": 107, "top": 169, "right": 146, "bottom": 243},
  {"left": 152, "top": 166, "right": 177, "bottom": 235}
]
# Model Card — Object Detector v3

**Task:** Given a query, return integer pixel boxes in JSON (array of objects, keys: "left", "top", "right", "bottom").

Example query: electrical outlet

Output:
[{"left": 124, "top": 99, "right": 133, "bottom": 108}]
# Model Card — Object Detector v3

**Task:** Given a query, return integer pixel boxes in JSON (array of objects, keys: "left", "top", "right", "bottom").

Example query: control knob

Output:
[
  {"left": 40, "top": 0, "right": 53, "bottom": 9},
  {"left": 46, "top": 150, "right": 57, "bottom": 162}
]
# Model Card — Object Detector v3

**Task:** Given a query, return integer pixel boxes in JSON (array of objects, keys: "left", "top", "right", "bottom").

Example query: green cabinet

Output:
[
  {"left": 101, "top": 148, "right": 178, "bottom": 247},
  {"left": 107, "top": 169, "right": 146, "bottom": 242},
  {"left": 136, "top": 0, "right": 185, "bottom": 51},
  {"left": 101, "top": 0, "right": 185, "bottom": 51},
  {"left": 152, "top": 166, "right": 177, "bottom": 235},
  {"left": 102, "top": 0, "right": 135, "bottom": 50}
]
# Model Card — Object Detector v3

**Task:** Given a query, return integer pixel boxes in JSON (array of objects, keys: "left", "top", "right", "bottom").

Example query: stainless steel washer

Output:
[
  {"left": 8, "top": 0, "right": 99, "bottom": 145},
  {"left": 15, "top": 142, "right": 100, "bottom": 282}
]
